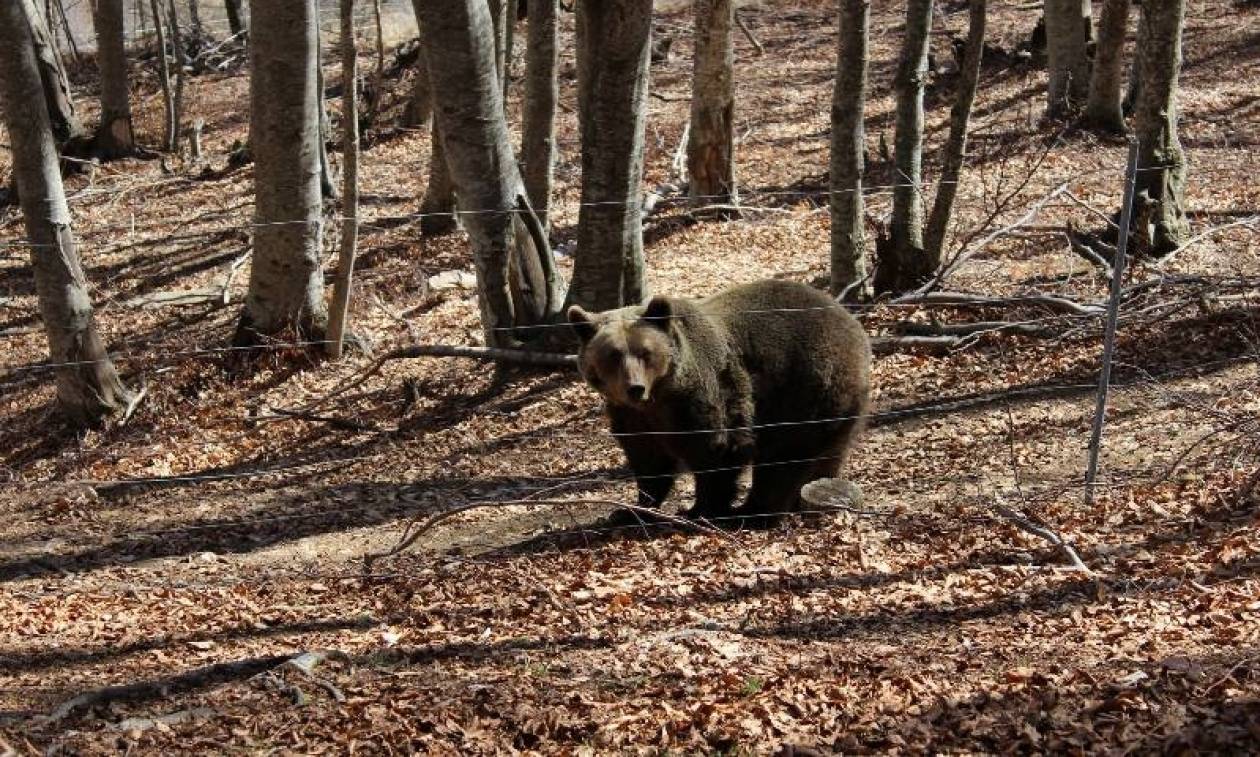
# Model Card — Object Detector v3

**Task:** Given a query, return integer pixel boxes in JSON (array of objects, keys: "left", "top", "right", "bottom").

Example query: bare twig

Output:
[
  {"left": 993, "top": 499, "right": 1093, "bottom": 574},
  {"left": 734, "top": 10, "right": 765, "bottom": 54}
]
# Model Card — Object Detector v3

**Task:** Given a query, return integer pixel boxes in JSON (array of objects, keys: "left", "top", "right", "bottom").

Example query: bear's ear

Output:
[
  {"left": 567, "top": 305, "right": 597, "bottom": 342},
  {"left": 643, "top": 296, "right": 673, "bottom": 331}
]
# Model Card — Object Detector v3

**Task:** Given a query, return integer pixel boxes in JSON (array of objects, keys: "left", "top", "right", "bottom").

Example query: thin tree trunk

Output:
[
  {"left": 1084, "top": 0, "right": 1130, "bottom": 132},
  {"left": 1044, "top": 0, "right": 1092, "bottom": 117},
  {"left": 504, "top": 0, "right": 518, "bottom": 99},
  {"left": 489, "top": 0, "right": 507, "bottom": 86},
  {"left": 0, "top": 6, "right": 133, "bottom": 425},
  {"left": 328, "top": 0, "right": 360, "bottom": 359},
  {"left": 20, "top": 0, "right": 86, "bottom": 145},
  {"left": 371, "top": 0, "right": 385, "bottom": 111},
  {"left": 90, "top": 0, "right": 136, "bottom": 157},
  {"left": 236, "top": 0, "right": 328, "bottom": 343},
  {"left": 52, "top": 0, "right": 83, "bottom": 67},
  {"left": 829, "top": 0, "right": 869, "bottom": 298},
  {"left": 150, "top": 0, "right": 176, "bottom": 150},
  {"left": 875, "top": 0, "right": 933, "bottom": 294},
  {"left": 167, "top": 0, "right": 187, "bottom": 150},
  {"left": 570, "top": 0, "right": 652, "bottom": 311},
  {"left": 687, "top": 0, "right": 737, "bottom": 206},
  {"left": 924, "top": 0, "right": 986, "bottom": 265},
  {"left": 522, "top": 0, "right": 557, "bottom": 232},
  {"left": 414, "top": 0, "right": 561, "bottom": 346},
  {"left": 224, "top": 0, "right": 246, "bottom": 38},
  {"left": 186, "top": 0, "right": 203, "bottom": 37},
  {"left": 316, "top": 46, "right": 339, "bottom": 198},
  {"left": 1132, "top": 0, "right": 1188, "bottom": 256},
  {"left": 420, "top": 119, "right": 458, "bottom": 235}
]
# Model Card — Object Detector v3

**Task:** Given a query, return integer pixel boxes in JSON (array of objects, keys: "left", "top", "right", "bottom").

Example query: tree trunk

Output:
[
  {"left": 875, "top": 0, "right": 933, "bottom": 295},
  {"left": 1044, "top": 0, "right": 1092, "bottom": 117},
  {"left": 20, "top": 0, "right": 86, "bottom": 145},
  {"left": 1132, "top": 0, "right": 1188, "bottom": 256},
  {"left": 166, "top": 0, "right": 187, "bottom": 151},
  {"left": 327, "top": 0, "right": 360, "bottom": 359},
  {"left": 522, "top": 0, "right": 558, "bottom": 232},
  {"left": 414, "top": 0, "right": 562, "bottom": 346},
  {"left": 504, "top": 0, "right": 518, "bottom": 99},
  {"left": 401, "top": 55, "right": 434, "bottom": 129},
  {"left": 0, "top": 6, "right": 133, "bottom": 425},
  {"left": 1083, "top": 0, "right": 1131, "bottom": 133},
  {"left": 923, "top": 0, "right": 986, "bottom": 266},
  {"left": 224, "top": 0, "right": 246, "bottom": 38},
  {"left": 687, "top": 0, "right": 737, "bottom": 206},
  {"left": 829, "top": 0, "right": 869, "bottom": 298},
  {"left": 236, "top": 0, "right": 328, "bottom": 343},
  {"left": 419, "top": 119, "right": 459, "bottom": 235},
  {"left": 187, "top": 0, "right": 203, "bottom": 37},
  {"left": 570, "top": 0, "right": 652, "bottom": 311},
  {"left": 489, "top": 0, "right": 507, "bottom": 86},
  {"left": 316, "top": 42, "right": 339, "bottom": 199},
  {"left": 150, "top": 0, "right": 176, "bottom": 150},
  {"left": 90, "top": 0, "right": 136, "bottom": 157}
]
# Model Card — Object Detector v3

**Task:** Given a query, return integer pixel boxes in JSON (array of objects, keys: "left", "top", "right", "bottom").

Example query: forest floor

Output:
[{"left": 2, "top": 0, "right": 1259, "bottom": 753}]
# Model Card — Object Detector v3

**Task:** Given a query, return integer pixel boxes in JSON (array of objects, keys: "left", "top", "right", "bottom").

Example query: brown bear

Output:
[{"left": 568, "top": 279, "right": 870, "bottom": 525}]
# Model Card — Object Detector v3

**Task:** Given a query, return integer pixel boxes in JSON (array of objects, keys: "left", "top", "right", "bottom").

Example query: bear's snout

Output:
[{"left": 627, "top": 383, "right": 647, "bottom": 402}]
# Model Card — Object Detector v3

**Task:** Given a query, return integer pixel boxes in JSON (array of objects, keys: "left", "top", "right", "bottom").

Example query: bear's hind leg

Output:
[
  {"left": 742, "top": 459, "right": 815, "bottom": 528},
  {"left": 687, "top": 468, "right": 741, "bottom": 521}
]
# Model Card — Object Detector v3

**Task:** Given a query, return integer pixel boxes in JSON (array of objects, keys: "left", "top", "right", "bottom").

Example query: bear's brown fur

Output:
[{"left": 569, "top": 279, "right": 870, "bottom": 524}]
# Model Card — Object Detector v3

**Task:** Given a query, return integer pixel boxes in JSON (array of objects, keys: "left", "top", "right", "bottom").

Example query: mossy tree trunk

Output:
[
  {"left": 828, "top": 0, "right": 869, "bottom": 298},
  {"left": 522, "top": 0, "right": 558, "bottom": 233},
  {"left": 1084, "top": 0, "right": 1131, "bottom": 133},
  {"left": 687, "top": 0, "right": 737, "bottom": 206},
  {"left": 1044, "top": 0, "right": 1093, "bottom": 117},
  {"left": 236, "top": 0, "right": 328, "bottom": 344},
  {"left": 924, "top": 0, "right": 986, "bottom": 265},
  {"left": 875, "top": 0, "right": 932, "bottom": 294},
  {"left": 1132, "top": 0, "right": 1188, "bottom": 256},
  {"left": 90, "top": 0, "right": 136, "bottom": 157},
  {"left": 0, "top": 7, "right": 133, "bottom": 425},
  {"left": 415, "top": 0, "right": 563, "bottom": 346},
  {"left": 570, "top": 0, "right": 652, "bottom": 312}
]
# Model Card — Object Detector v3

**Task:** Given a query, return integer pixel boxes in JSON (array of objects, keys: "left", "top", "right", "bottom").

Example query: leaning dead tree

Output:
[
  {"left": 0, "top": 8, "right": 134, "bottom": 425},
  {"left": 570, "top": 0, "right": 653, "bottom": 311},
  {"left": 1132, "top": 0, "right": 1189, "bottom": 256},
  {"left": 415, "top": 0, "right": 564, "bottom": 346},
  {"left": 829, "top": 0, "right": 870, "bottom": 298},
  {"left": 90, "top": 0, "right": 136, "bottom": 156},
  {"left": 19, "top": 0, "right": 85, "bottom": 145},
  {"left": 688, "top": 0, "right": 737, "bottom": 207},
  {"left": 875, "top": 0, "right": 933, "bottom": 294},
  {"left": 1084, "top": 0, "right": 1132, "bottom": 133},
  {"left": 236, "top": 0, "right": 329, "bottom": 344}
]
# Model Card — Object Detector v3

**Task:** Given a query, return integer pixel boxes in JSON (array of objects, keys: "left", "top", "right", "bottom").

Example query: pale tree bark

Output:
[
  {"left": 20, "top": 0, "right": 85, "bottom": 144},
  {"left": 415, "top": 0, "right": 564, "bottom": 346},
  {"left": 327, "top": 0, "right": 360, "bottom": 359},
  {"left": 166, "top": 0, "right": 187, "bottom": 151},
  {"left": 1084, "top": 0, "right": 1130, "bottom": 133},
  {"left": 924, "top": 0, "right": 986, "bottom": 265},
  {"left": 1132, "top": 0, "right": 1188, "bottom": 256},
  {"left": 522, "top": 0, "right": 558, "bottom": 232},
  {"left": 504, "top": 0, "right": 518, "bottom": 99},
  {"left": 406, "top": 3, "right": 456, "bottom": 234},
  {"left": 402, "top": 54, "right": 433, "bottom": 129},
  {"left": 225, "top": 0, "right": 247, "bottom": 38},
  {"left": 687, "top": 0, "right": 737, "bottom": 206},
  {"left": 1044, "top": 0, "right": 1092, "bottom": 117},
  {"left": 236, "top": 0, "right": 328, "bottom": 343},
  {"left": 90, "top": 0, "right": 136, "bottom": 156},
  {"left": 150, "top": 0, "right": 176, "bottom": 150},
  {"left": 489, "top": 0, "right": 507, "bottom": 86},
  {"left": 875, "top": 0, "right": 932, "bottom": 294},
  {"left": 0, "top": 6, "right": 133, "bottom": 425},
  {"left": 570, "top": 0, "right": 652, "bottom": 311},
  {"left": 316, "top": 43, "right": 339, "bottom": 199},
  {"left": 829, "top": 0, "right": 869, "bottom": 298}
]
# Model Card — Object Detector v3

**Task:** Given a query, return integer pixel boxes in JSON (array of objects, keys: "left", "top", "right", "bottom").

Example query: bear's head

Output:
[{"left": 568, "top": 297, "right": 676, "bottom": 407}]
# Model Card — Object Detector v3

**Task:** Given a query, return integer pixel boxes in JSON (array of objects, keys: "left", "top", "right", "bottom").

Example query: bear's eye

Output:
[{"left": 603, "top": 349, "right": 623, "bottom": 365}]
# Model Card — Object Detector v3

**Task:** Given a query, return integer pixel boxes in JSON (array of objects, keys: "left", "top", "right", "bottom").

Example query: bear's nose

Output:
[{"left": 627, "top": 384, "right": 647, "bottom": 401}]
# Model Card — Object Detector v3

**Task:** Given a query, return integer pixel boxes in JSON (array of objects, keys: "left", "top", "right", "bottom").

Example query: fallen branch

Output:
[
  {"left": 363, "top": 498, "right": 742, "bottom": 571},
  {"left": 894, "top": 318, "right": 1060, "bottom": 338},
  {"left": 994, "top": 499, "right": 1093, "bottom": 574},
  {"left": 889, "top": 290, "right": 1103, "bottom": 317},
  {"left": 734, "top": 10, "right": 765, "bottom": 55},
  {"left": 870, "top": 335, "right": 963, "bottom": 354},
  {"left": 1065, "top": 223, "right": 1117, "bottom": 274},
  {"left": 262, "top": 406, "right": 382, "bottom": 432},
  {"left": 1154, "top": 215, "right": 1260, "bottom": 268}
]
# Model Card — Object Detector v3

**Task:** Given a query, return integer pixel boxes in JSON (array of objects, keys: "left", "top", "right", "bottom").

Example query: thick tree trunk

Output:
[
  {"left": 150, "top": 0, "right": 176, "bottom": 150},
  {"left": 224, "top": 0, "right": 246, "bottom": 37},
  {"left": 20, "top": 0, "right": 85, "bottom": 145},
  {"left": 1084, "top": 0, "right": 1131, "bottom": 132},
  {"left": 90, "top": 0, "right": 136, "bottom": 157},
  {"left": 415, "top": 0, "right": 562, "bottom": 346},
  {"left": 521, "top": 0, "right": 558, "bottom": 232},
  {"left": 687, "top": 0, "right": 737, "bottom": 206},
  {"left": 875, "top": 0, "right": 933, "bottom": 294},
  {"left": 1132, "top": 0, "right": 1188, "bottom": 256},
  {"left": 923, "top": 0, "right": 986, "bottom": 265},
  {"left": 829, "top": 0, "right": 869, "bottom": 298},
  {"left": 236, "top": 0, "right": 328, "bottom": 343},
  {"left": 1044, "top": 0, "right": 1092, "bottom": 117},
  {"left": 570, "top": 0, "right": 652, "bottom": 311},
  {"left": 0, "top": 7, "right": 132, "bottom": 425},
  {"left": 419, "top": 120, "right": 458, "bottom": 235},
  {"left": 489, "top": 0, "right": 507, "bottom": 86}
]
